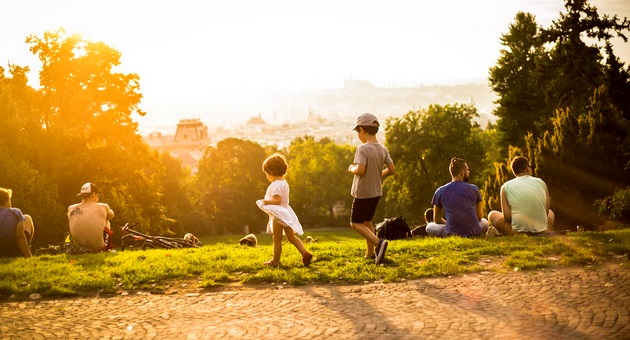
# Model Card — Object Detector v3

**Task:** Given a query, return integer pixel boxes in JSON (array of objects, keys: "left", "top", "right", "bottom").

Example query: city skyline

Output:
[{"left": 2, "top": 0, "right": 629, "bottom": 131}]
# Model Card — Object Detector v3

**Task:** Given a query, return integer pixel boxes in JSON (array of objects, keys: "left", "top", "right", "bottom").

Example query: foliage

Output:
[
  {"left": 528, "top": 85, "right": 630, "bottom": 227},
  {"left": 1, "top": 228, "right": 628, "bottom": 300},
  {"left": 157, "top": 152, "right": 198, "bottom": 235},
  {"left": 196, "top": 138, "right": 268, "bottom": 235},
  {"left": 488, "top": 0, "right": 630, "bottom": 227},
  {"left": 0, "top": 29, "right": 176, "bottom": 247},
  {"left": 285, "top": 136, "right": 354, "bottom": 228},
  {"left": 2, "top": 3, "right": 628, "bottom": 249},
  {"left": 595, "top": 186, "right": 630, "bottom": 224},
  {"left": 489, "top": 12, "right": 548, "bottom": 149},
  {"left": 35, "top": 30, "right": 172, "bottom": 236},
  {"left": 0, "top": 65, "right": 66, "bottom": 247},
  {"left": 595, "top": 187, "right": 630, "bottom": 222},
  {"left": 0, "top": 151, "right": 65, "bottom": 248},
  {"left": 384, "top": 104, "right": 487, "bottom": 222}
]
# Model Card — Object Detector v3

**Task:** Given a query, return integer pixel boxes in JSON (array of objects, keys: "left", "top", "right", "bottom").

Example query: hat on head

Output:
[
  {"left": 352, "top": 113, "right": 380, "bottom": 131},
  {"left": 77, "top": 182, "right": 99, "bottom": 196}
]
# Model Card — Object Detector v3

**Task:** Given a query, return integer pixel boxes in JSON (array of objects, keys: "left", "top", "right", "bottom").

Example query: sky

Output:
[{"left": 1, "top": 0, "right": 629, "bottom": 131}]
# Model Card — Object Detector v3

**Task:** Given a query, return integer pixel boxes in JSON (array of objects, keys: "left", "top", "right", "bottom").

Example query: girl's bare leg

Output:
[
  {"left": 270, "top": 220, "right": 284, "bottom": 263},
  {"left": 284, "top": 227, "right": 307, "bottom": 255},
  {"left": 285, "top": 227, "right": 313, "bottom": 266}
]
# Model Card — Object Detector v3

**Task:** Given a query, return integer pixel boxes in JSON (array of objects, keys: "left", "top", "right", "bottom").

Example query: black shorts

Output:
[{"left": 351, "top": 197, "right": 381, "bottom": 224}]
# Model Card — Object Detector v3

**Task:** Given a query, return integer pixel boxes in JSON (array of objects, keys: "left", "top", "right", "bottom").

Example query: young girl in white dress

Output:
[{"left": 256, "top": 153, "right": 313, "bottom": 267}]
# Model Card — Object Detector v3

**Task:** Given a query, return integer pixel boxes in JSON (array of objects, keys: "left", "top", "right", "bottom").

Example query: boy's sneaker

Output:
[{"left": 375, "top": 239, "right": 388, "bottom": 265}]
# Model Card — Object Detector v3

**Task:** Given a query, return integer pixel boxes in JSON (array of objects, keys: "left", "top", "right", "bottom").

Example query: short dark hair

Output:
[
  {"left": 449, "top": 157, "right": 467, "bottom": 177},
  {"left": 356, "top": 125, "right": 379, "bottom": 135},
  {"left": 511, "top": 156, "right": 530, "bottom": 175},
  {"left": 262, "top": 153, "right": 288, "bottom": 176}
]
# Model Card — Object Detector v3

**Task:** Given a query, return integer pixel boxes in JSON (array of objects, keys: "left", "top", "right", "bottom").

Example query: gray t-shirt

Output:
[{"left": 351, "top": 142, "right": 393, "bottom": 199}]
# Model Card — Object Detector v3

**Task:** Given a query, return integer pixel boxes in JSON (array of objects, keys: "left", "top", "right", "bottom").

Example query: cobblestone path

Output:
[{"left": 1, "top": 264, "right": 628, "bottom": 339}]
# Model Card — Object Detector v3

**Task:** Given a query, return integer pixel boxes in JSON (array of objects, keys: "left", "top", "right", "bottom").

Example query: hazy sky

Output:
[{"left": 1, "top": 0, "right": 629, "bottom": 129}]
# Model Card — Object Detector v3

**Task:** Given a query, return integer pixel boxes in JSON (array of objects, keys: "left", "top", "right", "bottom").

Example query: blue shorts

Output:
[{"left": 351, "top": 197, "right": 381, "bottom": 224}]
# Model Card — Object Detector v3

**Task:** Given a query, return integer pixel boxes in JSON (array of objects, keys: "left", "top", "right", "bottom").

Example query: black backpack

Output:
[{"left": 375, "top": 216, "right": 412, "bottom": 240}]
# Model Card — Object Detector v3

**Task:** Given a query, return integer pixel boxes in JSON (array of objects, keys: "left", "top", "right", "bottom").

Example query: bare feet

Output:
[{"left": 262, "top": 259, "right": 280, "bottom": 266}]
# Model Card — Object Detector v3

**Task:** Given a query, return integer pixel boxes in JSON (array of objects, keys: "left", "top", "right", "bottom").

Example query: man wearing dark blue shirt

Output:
[{"left": 427, "top": 157, "right": 489, "bottom": 238}]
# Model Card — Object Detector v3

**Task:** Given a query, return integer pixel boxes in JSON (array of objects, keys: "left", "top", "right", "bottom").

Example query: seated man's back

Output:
[
  {"left": 503, "top": 175, "right": 548, "bottom": 232},
  {"left": 0, "top": 207, "right": 24, "bottom": 257},
  {"left": 68, "top": 182, "right": 114, "bottom": 251},
  {"left": 0, "top": 187, "right": 33, "bottom": 258},
  {"left": 427, "top": 158, "right": 489, "bottom": 238}
]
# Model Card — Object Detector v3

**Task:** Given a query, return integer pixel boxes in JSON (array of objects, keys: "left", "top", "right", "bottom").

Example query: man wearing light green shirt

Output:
[{"left": 488, "top": 156, "right": 555, "bottom": 235}]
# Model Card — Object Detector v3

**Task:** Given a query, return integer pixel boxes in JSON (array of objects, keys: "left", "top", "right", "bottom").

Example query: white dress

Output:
[{"left": 256, "top": 180, "right": 304, "bottom": 235}]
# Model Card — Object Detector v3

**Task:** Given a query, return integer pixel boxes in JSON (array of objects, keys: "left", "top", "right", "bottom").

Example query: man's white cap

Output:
[{"left": 77, "top": 182, "right": 99, "bottom": 196}]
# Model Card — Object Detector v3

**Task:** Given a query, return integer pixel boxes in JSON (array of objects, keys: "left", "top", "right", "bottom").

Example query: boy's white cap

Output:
[{"left": 352, "top": 113, "right": 379, "bottom": 131}]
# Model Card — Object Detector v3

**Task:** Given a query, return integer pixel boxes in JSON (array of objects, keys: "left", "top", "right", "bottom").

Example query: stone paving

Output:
[{"left": 1, "top": 263, "right": 628, "bottom": 340}]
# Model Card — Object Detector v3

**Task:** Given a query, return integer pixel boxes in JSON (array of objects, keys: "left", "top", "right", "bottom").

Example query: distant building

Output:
[
  {"left": 344, "top": 76, "right": 375, "bottom": 92},
  {"left": 144, "top": 79, "right": 499, "bottom": 171},
  {"left": 145, "top": 118, "right": 211, "bottom": 173},
  {"left": 174, "top": 118, "right": 209, "bottom": 144},
  {"left": 245, "top": 114, "right": 267, "bottom": 126}
]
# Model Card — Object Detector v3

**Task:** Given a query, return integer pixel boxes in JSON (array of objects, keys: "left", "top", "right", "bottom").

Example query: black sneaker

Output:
[{"left": 375, "top": 239, "right": 388, "bottom": 265}]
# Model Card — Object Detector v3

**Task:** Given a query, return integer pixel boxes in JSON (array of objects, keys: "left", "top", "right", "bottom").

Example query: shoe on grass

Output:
[{"left": 375, "top": 239, "right": 388, "bottom": 265}]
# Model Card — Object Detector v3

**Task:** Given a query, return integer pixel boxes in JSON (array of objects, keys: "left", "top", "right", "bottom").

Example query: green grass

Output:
[{"left": 1, "top": 228, "right": 628, "bottom": 300}]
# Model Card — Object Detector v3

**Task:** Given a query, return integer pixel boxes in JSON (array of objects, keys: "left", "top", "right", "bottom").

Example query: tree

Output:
[
  {"left": 489, "top": 12, "right": 548, "bottom": 149},
  {"left": 490, "top": 1, "right": 630, "bottom": 150},
  {"left": 156, "top": 152, "right": 198, "bottom": 235},
  {"left": 0, "top": 65, "right": 65, "bottom": 247},
  {"left": 528, "top": 87, "right": 630, "bottom": 228},
  {"left": 196, "top": 138, "right": 268, "bottom": 235},
  {"left": 384, "top": 104, "right": 487, "bottom": 222},
  {"left": 487, "top": 0, "right": 630, "bottom": 229},
  {"left": 285, "top": 136, "right": 354, "bottom": 227},
  {"left": 0, "top": 153, "right": 64, "bottom": 248},
  {"left": 604, "top": 43, "right": 630, "bottom": 121},
  {"left": 24, "top": 29, "right": 168, "bottom": 239},
  {"left": 0, "top": 65, "right": 44, "bottom": 161}
]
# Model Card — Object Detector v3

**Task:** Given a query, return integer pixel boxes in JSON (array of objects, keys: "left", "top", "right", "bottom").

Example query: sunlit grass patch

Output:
[
  {"left": 0, "top": 228, "right": 628, "bottom": 300},
  {"left": 505, "top": 250, "right": 549, "bottom": 270},
  {"left": 0, "top": 253, "right": 117, "bottom": 297}
]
